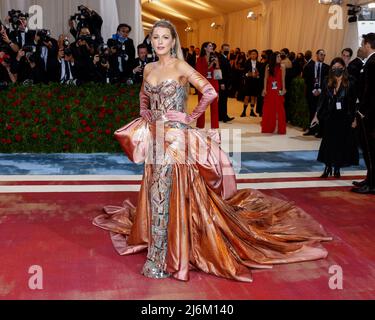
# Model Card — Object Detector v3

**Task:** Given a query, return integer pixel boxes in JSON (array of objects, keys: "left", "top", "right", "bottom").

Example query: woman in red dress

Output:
[
  {"left": 195, "top": 42, "right": 220, "bottom": 129},
  {"left": 261, "top": 52, "right": 287, "bottom": 134}
]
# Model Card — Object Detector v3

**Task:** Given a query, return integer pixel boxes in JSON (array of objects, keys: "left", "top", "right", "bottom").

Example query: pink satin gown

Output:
[{"left": 93, "top": 70, "right": 332, "bottom": 282}]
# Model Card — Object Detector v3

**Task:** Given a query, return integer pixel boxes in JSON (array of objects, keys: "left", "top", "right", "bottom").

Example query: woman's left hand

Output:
[
  {"left": 352, "top": 118, "right": 358, "bottom": 129},
  {"left": 280, "top": 88, "right": 287, "bottom": 96},
  {"left": 164, "top": 111, "right": 191, "bottom": 124}
]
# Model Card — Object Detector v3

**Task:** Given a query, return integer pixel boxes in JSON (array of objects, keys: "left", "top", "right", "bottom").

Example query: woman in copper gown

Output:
[{"left": 93, "top": 20, "right": 332, "bottom": 282}]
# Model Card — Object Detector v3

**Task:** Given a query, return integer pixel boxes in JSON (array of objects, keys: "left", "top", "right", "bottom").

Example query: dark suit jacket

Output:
[
  {"left": 348, "top": 57, "right": 364, "bottom": 82},
  {"left": 49, "top": 58, "right": 77, "bottom": 83},
  {"left": 358, "top": 53, "right": 375, "bottom": 127},
  {"left": 218, "top": 53, "right": 232, "bottom": 87},
  {"left": 9, "top": 30, "right": 36, "bottom": 48},
  {"left": 303, "top": 60, "right": 329, "bottom": 97}
]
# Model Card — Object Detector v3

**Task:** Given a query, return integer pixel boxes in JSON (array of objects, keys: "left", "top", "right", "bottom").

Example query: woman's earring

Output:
[{"left": 171, "top": 47, "right": 176, "bottom": 57}]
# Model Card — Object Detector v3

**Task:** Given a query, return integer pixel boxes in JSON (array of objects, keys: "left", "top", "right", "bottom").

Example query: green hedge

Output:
[
  {"left": 288, "top": 77, "right": 310, "bottom": 129},
  {"left": 0, "top": 83, "right": 140, "bottom": 153},
  {"left": 0, "top": 80, "right": 310, "bottom": 153}
]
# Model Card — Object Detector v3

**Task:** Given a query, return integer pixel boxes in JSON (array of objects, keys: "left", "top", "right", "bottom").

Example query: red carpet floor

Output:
[{"left": 0, "top": 187, "right": 375, "bottom": 300}]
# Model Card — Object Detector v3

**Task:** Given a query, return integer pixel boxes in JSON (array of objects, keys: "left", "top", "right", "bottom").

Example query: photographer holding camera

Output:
[
  {"left": 69, "top": 5, "right": 103, "bottom": 45},
  {"left": 51, "top": 45, "right": 78, "bottom": 84},
  {"left": 2, "top": 10, "right": 35, "bottom": 53},
  {"left": 34, "top": 29, "right": 59, "bottom": 82},
  {"left": 110, "top": 23, "right": 136, "bottom": 81},
  {"left": 0, "top": 48, "right": 17, "bottom": 87},
  {"left": 92, "top": 43, "right": 111, "bottom": 83},
  {"left": 132, "top": 44, "right": 149, "bottom": 84},
  {"left": 70, "top": 27, "right": 97, "bottom": 83},
  {"left": 11, "top": 44, "right": 46, "bottom": 84}
]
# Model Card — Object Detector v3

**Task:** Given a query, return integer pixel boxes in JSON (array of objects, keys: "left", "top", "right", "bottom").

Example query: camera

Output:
[
  {"left": 209, "top": 52, "right": 216, "bottom": 63},
  {"left": 77, "top": 34, "right": 95, "bottom": 46},
  {"left": 8, "top": 9, "right": 29, "bottom": 30},
  {"left": 36, "top": 29, "right": 51, "bottom": 44},
  {"left": 70, "top": 5, "right": 91, "bottom": 30},
  {"left": 62, "top": 37, "right": 70, "bottom": 49},
  {"left": 98, "top": 44, "right": 109, "bottom": 64},
  {"left": 23, "top": 45, "right": 37, "bottom": 63}
]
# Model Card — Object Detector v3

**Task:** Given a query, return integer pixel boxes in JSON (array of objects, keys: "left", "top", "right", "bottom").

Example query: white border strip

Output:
[
  {"left": 0, "top": 171, "right": 366, "bottom": 182},
  {"left": 0, "top": 180, "right": 355, "bottom": 193}
]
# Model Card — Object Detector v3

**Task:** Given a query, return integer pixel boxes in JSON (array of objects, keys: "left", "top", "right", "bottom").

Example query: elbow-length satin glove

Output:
[{"left": 139, "top": 84, "right": 152, "bottom": 123}]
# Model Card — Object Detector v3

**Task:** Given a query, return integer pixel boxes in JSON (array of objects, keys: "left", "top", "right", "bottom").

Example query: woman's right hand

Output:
[
  {"left": 164, "top": 111, "right": 191, "bottom": 124},
  {"left": 262, "top": 89, "right": 267, "bottom": 97},
  {"left": 140, "top": 110, "right": 153, "bottom": 123},
  {"left": 311, "top": 115, "right": 319, "bottom": 127}
]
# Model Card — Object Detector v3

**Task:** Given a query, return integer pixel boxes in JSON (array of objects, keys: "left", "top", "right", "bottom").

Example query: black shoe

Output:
[
  {"left": 223, "top": 117, "right": 235, "bottom": 123},
  {"left": 303, "top": 129, "right": 315, "bottom": 136},
  {"left": 315, "top": 132, "right": 323, "bottom": 138},
  {"left": 320, "top": 166, "right": 332, "bottom": 178},
  {"left": 351, "top": 185, "right": 375, "bottom": 194},
  {"left": 334, "top": 167, "right": 341, "bottom": 178},
  {"left": 353, "top": 179, "right": 368, "bottom": 187},
  {"left": 250, "top": 110, "right": 257, "bottom": 117}
]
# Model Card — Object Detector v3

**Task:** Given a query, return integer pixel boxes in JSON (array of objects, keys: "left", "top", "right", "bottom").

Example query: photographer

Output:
[
  {"left": 69, "top": 5, "right": 103, "bottom": 45},
  {"left": 110, "top": 23, "right": 135, "bottom": 80},
  {"left": 3, "top": 10, "right": 35, "bottom": 53},
  {"left": 132, "top": 44, "right": 149, "bottom": 84},
  {"left": 51, "top": 46, "right": 77, "bottom": 84},
  {"left": 0, "top": 48, "right": 17, "bottom": 86},
  {"left": 70, "top": 27, "right": 96, "bottom": 83},
  {"left": 34, "top": 29, "right": 59, "bottom": 82},
  {"left": 93, "top": 43, "right": 111, "bottom": 83},
  {"left": 11, "top": 45, "right": 46, "bottom": 84}
]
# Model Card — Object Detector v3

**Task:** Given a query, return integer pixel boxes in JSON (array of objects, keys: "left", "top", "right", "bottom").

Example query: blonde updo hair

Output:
[{"left": 151, "top": 19, "right": 184, "bottom": 61}]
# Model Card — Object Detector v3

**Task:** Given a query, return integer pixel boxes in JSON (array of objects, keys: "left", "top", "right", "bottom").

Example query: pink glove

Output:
[{"left": 139, "top": 85, "right": 152, "bottom": 123}]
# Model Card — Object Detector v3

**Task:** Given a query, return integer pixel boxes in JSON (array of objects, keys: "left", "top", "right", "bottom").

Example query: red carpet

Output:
[{"left": 0, "top": 187, "right": 374, "bottom": 300}]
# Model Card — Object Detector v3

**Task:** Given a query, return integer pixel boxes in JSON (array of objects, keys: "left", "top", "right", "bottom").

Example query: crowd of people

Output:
[
  {"left": 0, "top": 6, "right": 155, "bottom": 87},
  {"left": 0, "top": 8, "right": 374, "bottom": 193}
]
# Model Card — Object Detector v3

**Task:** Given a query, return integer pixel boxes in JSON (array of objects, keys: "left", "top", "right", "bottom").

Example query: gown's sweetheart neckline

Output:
[{"left": 144, "top": 79, "right": 185, "bottom": 89}]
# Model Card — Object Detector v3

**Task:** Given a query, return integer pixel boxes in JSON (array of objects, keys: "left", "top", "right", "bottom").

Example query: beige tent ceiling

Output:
[{"left": 141, "top": 0, "right": 261, "bottom": 27}]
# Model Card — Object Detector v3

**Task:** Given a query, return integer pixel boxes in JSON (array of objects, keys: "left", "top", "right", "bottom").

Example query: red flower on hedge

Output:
[
  {"left": 103, "top": 96, "right": 108, "bottom": 102},
  {"left": 47, "top": 108, "right": 52, "bottom": 115},
  {"left": 80, "top": 120, "right": 88, "bottom": 126},
  {"left": 65, "top": 105, "right": 72, "bottom": 111},
  {"left": 32, "top": 133, "right": 39, "bottom": 140},
  {"left": 77, "top": 138, "right": 84, "bottom": 144},
  {"left": 30, "top": 100, "right": 36, "bottom": 106},
  {"left": 85, "top": 126, "right": 92, "bottom": 133},
  {"left": 34, "top": 109, "right": 41, "bottom": 115},
  {"left": 74, "top": 99, "right": 80, "bottom": 105},
  {"left": 34, "top": 118, "right": 40, "bottom": 124},
  {"left": 6, "top": 125, "right": 13, "bottom": 131},
  {"left": 64, "top": 130, "right": 72, "bottom": 137},
  {"left": 46, "top": 134, "right": 52, "bottom": 141},
  {"left": 56, "top": 120, "right": 62, "bottom": 125},
  {"left": 46, "top": 92, "right": 53, "bottom": 98},
  {"left": 56, "top": 108, "right": 62, "bottom": 114},
  {"left": 7, "top": 111, "right": 12, "bottom": 116},
  {"left": 105, "top": 129, "right": 111, "bottom": 135},
  {"left": 51, "top": 127, "right": 58, "bottom": 133},
  {"left": 15, "top": 135, "right": 23, "bottom": 142}
]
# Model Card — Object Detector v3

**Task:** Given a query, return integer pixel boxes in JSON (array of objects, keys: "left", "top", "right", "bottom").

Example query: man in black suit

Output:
[
  {"left": 132, "top": 44, "right": 150, "bottom": 84},
  {"left": 187, "top": 46, "right": 196, "bottom": 68},
  {"left": 218, "top": 44, "right": 235, "bottom": 123},
  {"left": 302, "top": 49, "right": 329, "bottom": 136},
  {"left": 2, "top": 12, "right": 35, "bottom": 54},
  {"left": 352, "top": 33, "right": 375, "bottom": 194},
  {"left": 348, "top": 47, "right": 366, "bottom": 82}
]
